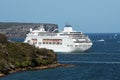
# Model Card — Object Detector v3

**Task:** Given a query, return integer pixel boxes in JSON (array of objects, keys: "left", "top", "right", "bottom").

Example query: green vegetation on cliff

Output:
[{"left": 0, "top": 34, "right": 57, "bottom": 75}]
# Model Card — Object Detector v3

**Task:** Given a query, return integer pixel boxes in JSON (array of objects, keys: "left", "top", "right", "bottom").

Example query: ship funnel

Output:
[{"left": 63, "top": 24, "right": 73, "bottom": 32}]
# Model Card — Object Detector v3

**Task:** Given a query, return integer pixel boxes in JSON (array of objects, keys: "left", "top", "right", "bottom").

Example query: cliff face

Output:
[
  {"left": 0, "top": 22, "right": 58, "bottom": 38},
  {"left": 0, "top": 34, "right": 57, "bottom": 75}
]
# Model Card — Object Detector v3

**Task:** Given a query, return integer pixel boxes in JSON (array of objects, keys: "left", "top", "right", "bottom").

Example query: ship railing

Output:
[
  {"left": 38, "top": 33, "right": 57, "bottom": 36},
  {"left": 74, "top": 41, "right": 91, "bottom": 43}
]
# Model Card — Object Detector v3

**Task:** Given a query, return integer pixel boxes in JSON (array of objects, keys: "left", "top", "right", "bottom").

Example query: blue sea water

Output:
[{"left": 1, "top": 33, "right": 120, "bottom": 80}]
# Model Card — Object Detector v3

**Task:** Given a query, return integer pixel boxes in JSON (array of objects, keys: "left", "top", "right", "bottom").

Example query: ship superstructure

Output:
[{"left": 24, "top": 24, "right": 93, "bottom": 52}]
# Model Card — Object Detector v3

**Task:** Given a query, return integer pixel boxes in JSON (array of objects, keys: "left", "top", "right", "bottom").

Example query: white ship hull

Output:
[
  {"left": 35, "top": 43, "right": 92, "bottom": 52},
  {"left": 24, "top": 24, "right": 93, "bottom": 53}
]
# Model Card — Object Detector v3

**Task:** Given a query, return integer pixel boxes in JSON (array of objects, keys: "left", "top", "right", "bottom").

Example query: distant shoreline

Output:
[{"left": 0, "top": 63, "right": 74, "bottom": 77}]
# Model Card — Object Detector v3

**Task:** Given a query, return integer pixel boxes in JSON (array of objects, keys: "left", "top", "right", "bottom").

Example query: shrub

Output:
[{"left": 0, "top": 34, "right": 7, "bottom": 44}]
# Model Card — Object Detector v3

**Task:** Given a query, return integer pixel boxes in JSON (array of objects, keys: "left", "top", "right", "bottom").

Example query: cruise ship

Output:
[{"left": 24, "top": 24, "right": 93, "bottom": 52}]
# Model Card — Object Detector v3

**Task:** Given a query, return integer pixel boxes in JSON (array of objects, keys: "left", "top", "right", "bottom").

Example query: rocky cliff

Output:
[{"left": 0, "top": 22, "right": 58, "bottom": 38}]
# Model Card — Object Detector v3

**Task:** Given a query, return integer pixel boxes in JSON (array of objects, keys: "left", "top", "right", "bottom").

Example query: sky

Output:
[{"left": 0, "top": 0, "right": 120, "bottom": 33}]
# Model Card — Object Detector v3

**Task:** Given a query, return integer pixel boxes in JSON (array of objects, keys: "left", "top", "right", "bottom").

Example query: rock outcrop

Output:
[{"left": 0, "top": 22, "right": 58, "bottom": 38}]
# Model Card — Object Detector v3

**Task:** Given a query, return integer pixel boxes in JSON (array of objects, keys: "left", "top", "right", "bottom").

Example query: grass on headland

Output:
[{"left": 0, "top": 33, "right": 57, "bottom": 76}]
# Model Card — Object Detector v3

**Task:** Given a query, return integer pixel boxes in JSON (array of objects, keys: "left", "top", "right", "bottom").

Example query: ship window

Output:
[
  {"left": 32, "top": 39, "right": 37, "bottom": 44},
  {"left": 49, "top": 42, "right": 51, "bottom": 44},
  {"left": 67, "top": 45, "right": 69, "bottom": 47},
  {"left": 60, "top": 43, "right": 62, "bottom": 45},
  {"left": 27, "top": 40, "right": 30, "bottom": 43},
  {"left": 46, "top": 42, "right": 48, "bottom": 44},
  {"left": 57, "top": 42, "right": 59, "bottom": 44},
  {"left": 39, "top": 42, "right": 41, "bottom": 44},
  {"left": 75, "top": 45, "right": 78, "bottom": 47},
  {"left": 53, "top": 42, "right": 55, "bottom": 44},
  {"left": 43, "top": 42, "right": 45, "bottom": 44}
]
